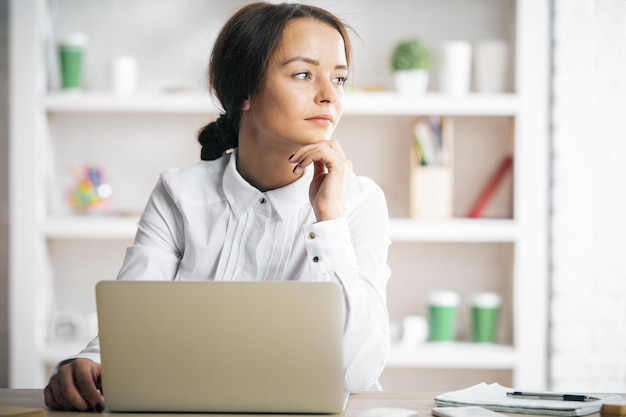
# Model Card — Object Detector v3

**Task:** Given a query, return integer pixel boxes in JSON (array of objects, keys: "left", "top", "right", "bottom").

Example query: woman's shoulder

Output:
[
  {"left": 158, "top": 155, "right": 231, "bottom": 204},
  {"left": 343, "top": 174, "right": 389, "bottom": 222},
  {"left": 345, "top": 173, "right": 386, "bottom": 205}
]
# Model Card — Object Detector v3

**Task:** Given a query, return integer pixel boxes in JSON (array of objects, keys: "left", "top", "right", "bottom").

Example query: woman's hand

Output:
[
  {"left": 44, "top": 358, "right": 105, "bottom": 412},
  {"left": 289, "top": 140, "right": 352, "bottom": 221}
]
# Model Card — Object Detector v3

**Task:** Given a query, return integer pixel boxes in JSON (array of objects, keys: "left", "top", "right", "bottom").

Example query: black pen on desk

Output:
[{"left": 507, "top": 391, "right": 601, "bottom": 402}]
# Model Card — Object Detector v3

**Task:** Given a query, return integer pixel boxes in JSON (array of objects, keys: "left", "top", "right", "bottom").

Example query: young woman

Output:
[{"left": 44, "top": 2, "right": 391, "bottom": 412}]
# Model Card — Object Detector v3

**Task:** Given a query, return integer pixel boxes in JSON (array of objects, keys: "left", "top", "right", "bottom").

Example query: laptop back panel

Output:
[{"left": 96, "top": 280, "right": 345, "bottom": 413}]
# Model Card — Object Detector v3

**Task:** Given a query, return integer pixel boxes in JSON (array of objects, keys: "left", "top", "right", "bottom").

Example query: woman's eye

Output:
[
  {"left": 294, "top": 71, "right": 311, "bottom": 80},
  {"left": 334, "top": 75, "right": 348, "bottom": 86}
]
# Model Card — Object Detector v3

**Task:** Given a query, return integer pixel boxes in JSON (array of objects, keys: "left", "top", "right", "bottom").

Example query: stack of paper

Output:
[{"left": 434, "top": 383, "right": 622, "bottom": 416}]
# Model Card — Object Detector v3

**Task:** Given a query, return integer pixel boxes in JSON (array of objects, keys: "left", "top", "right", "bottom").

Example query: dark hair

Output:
[{"left": 198, "top": 2, "right": 353, "bottom": 161}]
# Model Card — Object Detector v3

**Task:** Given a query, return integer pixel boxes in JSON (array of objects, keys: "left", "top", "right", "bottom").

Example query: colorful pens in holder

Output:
[{"left": 69, "top": 165, "right": 113, "bottom": 214}]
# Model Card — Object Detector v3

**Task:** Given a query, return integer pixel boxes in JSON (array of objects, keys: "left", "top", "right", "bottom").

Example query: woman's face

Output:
[{"left": 241, "top": 18, "right": 348, "bottom": 151}]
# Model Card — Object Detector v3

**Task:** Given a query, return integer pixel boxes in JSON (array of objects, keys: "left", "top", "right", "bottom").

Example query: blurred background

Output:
[{"left": 1, "top": 0, "right": 625, "bottom": 392}]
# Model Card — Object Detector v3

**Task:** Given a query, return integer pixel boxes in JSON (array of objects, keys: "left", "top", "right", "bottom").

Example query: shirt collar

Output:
[{"left": 222, "top": 149, "right": 312, "bottom": 221}]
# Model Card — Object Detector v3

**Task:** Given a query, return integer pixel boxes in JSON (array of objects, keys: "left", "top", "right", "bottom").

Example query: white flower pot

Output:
[{"left": 394, "top": 69, "right": 429, "bottom": 95}]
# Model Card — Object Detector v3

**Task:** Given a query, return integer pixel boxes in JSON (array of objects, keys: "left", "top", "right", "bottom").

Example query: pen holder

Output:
[
  {"left": 68, "top": 165, "right": 112, "bottom": 214},
  {"left": 409, "top": 165, "right": 452, "bottom": 220},
  {"left": 408, "top": 117, "right": 454, "bottom": 220}
]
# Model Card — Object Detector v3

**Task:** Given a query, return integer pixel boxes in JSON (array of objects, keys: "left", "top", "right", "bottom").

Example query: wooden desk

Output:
[
  {"left": 0, "top": 389, "right": 436, "bottom": 417},
  {"left": 0, "top": 389, "right": 605, "bottom": 417}
]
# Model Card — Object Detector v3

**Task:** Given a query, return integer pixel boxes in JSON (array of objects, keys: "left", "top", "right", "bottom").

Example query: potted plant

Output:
[{"left": 390, "top": 37, "right": 431, "bottom": 94}]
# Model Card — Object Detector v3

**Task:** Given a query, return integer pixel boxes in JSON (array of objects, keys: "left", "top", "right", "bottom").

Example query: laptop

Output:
[{"left": 95, "top": 280, "right": 346, "bottom": 414}]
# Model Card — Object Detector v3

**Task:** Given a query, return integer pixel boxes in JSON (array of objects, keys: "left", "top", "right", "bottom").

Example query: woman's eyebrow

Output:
[{"left": 281, "top": 56, "right": 348, "bottom": 70}]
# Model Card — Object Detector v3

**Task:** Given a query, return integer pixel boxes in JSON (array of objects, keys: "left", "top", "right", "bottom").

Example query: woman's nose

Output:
[{"left": 316, "top": 79, "right": 338, "bottom": 104}]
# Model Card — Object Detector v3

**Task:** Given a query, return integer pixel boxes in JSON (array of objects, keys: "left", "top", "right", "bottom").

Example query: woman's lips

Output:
[{"left": 306, "top": 114, "right": 334, "bottom": 127}]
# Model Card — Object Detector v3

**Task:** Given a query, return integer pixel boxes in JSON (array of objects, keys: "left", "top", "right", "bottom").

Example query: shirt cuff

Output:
[{"left": 302, "top": 217, "right": 357, "bottom": 279}]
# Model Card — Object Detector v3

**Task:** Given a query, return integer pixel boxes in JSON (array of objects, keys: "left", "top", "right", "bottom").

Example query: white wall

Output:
[{"left": 551, "top": 0, "right": 626, "bottom": 392}]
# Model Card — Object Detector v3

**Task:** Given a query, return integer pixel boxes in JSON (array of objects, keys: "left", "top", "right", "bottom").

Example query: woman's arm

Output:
[
  {"left": 303, "top": 179, "right": 391, "bottom": 393},
  {"left": 116, "top": 177, "right": 183, "bottom": 281},
  {"left": 45, "top": 177, "right": 185, "bottom": 411}
]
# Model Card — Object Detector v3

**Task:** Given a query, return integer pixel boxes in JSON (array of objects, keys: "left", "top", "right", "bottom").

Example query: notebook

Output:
[
  {"left": 95, "top": 280, "right": 346, "bottom": 413},
  {"left": 434, "top": 383, "right": 623, "bottom": 417}
]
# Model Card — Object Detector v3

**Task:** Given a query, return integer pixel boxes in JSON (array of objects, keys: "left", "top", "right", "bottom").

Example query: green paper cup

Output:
[
  {"left": 58, "top": 33, "right": 88, "bottom": 90},
  {"left": 427, "top": 290, "right": 460, "bottom": 342},
  {"left": 471, "top": 292, "right": 501, "bottom": 343}
]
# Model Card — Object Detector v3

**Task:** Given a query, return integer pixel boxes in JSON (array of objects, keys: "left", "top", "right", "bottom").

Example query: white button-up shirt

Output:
[{"left": 71, "top": 150, "right": 391, "bottom": 393}]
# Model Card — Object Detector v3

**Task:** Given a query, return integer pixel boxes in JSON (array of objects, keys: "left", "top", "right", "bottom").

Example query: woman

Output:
[{"left": 44, "top": 2, "right": 391, "bottom": 412}]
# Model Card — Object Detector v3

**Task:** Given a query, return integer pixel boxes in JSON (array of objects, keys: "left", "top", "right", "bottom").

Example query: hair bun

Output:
[{"left": 198, "top": 114, "right": 239, "bottom": 160}]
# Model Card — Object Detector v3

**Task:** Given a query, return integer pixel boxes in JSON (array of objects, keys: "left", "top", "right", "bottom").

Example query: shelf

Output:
[
  {"left": 386, "top": 342, "right": 517, "bottom": 370},
  {"left": 42, "top": 91, "right": 221, "bottom": 114},
  {"left": 44, "top": 215, "right": 516, "bottom": 242},
  {"left": 389, "top": 218, "right": 517, "bottom": 242},
  {"left": 345, "top": 92, "right": 519, "bottom": 116},
  {"left": 42, "top": 91, "right": 519, "bottom": 116},
  {"left": 44, "top": 215, "right": 139, "bottom": 239}
]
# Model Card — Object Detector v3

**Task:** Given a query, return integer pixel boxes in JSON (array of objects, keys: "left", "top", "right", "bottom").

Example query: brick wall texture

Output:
[{"left": 551, "top": 0, "right": 626, "bottom": 392}]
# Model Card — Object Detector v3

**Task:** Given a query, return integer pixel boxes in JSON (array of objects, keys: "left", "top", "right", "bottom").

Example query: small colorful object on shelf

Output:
[{"left": 68, "top": 165, "right": 112, "bottom": 213}]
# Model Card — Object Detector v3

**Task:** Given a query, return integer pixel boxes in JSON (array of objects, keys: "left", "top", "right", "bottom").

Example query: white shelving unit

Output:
[{"left": 10, "top": 0, "right": 549, "bottom": 389}]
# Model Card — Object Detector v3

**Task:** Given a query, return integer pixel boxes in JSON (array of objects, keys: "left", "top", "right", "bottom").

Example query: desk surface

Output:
[
  {"left": 0, "top": 389, "right": 604, "bottom": 417},
  {"left": 1, "top": 389, "right": 434, "bottom": 417}
]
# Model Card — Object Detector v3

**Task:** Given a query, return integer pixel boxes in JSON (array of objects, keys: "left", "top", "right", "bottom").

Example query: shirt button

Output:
[
  {"left": 259, "top": 197, "right": 266, "bottom": 204},
  {"left": 309, "top": 232, "right": 316, "bottom": 239},
  {"left": 312, "top": 256, "right": 320, "bottom": 263}
]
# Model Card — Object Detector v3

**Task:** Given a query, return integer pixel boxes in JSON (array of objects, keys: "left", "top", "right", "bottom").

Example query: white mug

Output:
[
  {"left": 112, "top": 56, "right": 138, "bottom": 96},
  {"left": 474, "top": 40, "right": 509, "bottom": 93},
  {"left": 439, "top": 41, "right": 472, "bottom": 95},
  {"left": 400, "top": 315, "right": 428, "bottom": 348}
]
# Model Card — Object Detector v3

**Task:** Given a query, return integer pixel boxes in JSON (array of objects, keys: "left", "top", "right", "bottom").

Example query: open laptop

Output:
[{"left": 95, "top": 280, "right": 346, "bottom": 414}]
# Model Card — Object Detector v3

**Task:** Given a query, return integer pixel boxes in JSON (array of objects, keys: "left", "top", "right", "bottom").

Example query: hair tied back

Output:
[{"left": 198, "top": 113, "right": 239, "bottom": 161}]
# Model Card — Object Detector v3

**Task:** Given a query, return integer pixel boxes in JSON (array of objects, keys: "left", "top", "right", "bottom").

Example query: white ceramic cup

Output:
[
  {"left": 474, "top": 40, "right": 509, "bottom": 93},
  {"left": 400, "top": 315, "right": 428, "bottom": 348},
  {"left": 439, "top": 41, "right": 472, "bottom": 95},
  {"left": 112, "top": 56, "right": 138, "bottom": 96}
]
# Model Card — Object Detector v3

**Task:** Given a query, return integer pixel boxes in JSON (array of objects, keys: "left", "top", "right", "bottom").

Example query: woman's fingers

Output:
[
  {"left": 74, "top": 360, "right": 105, "bottom": 412},
  {"left": 289, "top": 140, "right": 348, "bottom": 175},
  {"left": 44, "top": 359, "right": 105, "bottom": 412},
  {"left": 289, "top": 140, "right": 352, "bottom": 221},
  {"left": 45, "top": 365, "right": 87, "bottom": 410}
]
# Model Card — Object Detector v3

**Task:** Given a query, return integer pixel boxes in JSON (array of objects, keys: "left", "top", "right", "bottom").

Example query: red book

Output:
[{"left": 468, "top": 156, "right": 514, "bottom": 218}]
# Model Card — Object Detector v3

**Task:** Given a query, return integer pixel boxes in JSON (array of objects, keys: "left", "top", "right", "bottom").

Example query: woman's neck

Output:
[{"left": 236, "top": 141, "right": 302, "bottom": 192}]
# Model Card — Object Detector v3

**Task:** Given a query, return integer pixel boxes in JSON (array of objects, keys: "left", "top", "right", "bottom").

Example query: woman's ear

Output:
[{"left": 242, "top": 97, "right": 251, "bottom": 111}]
